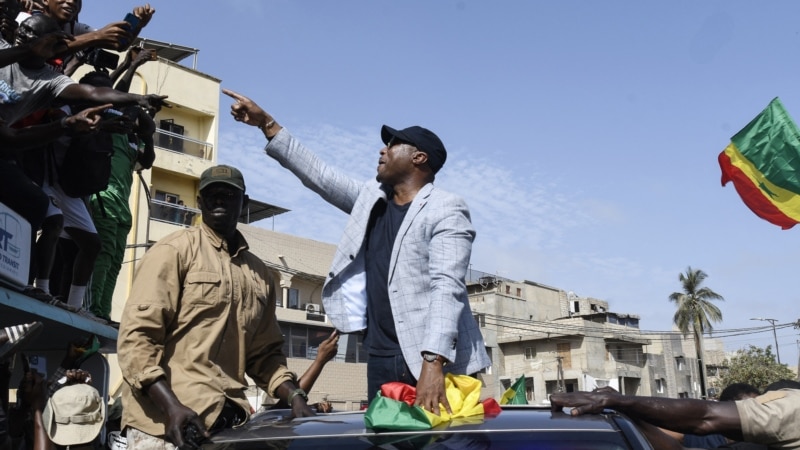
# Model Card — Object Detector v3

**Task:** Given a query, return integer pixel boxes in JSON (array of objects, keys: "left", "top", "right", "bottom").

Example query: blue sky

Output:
[{"left": 84, "top": 1, "right": 800, "bottom": 368}]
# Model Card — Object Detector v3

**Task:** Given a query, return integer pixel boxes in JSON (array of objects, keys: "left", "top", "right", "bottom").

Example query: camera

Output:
[{"left": 86, "top": 48, "right": 120, "bottom": 70}]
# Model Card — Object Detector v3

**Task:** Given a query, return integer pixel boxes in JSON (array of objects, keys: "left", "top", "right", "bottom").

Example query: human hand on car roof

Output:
[
  {"left": 550, "top": 389, "right": 618, "bottom": 416},
  {"left": 414, "top": 363, "right": 452, "bottom": 416}
]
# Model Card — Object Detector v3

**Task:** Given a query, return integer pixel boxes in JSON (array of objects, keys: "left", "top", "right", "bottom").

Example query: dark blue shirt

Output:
[{"left": 364, "top": 199, "right": 409, "bottom": 355}]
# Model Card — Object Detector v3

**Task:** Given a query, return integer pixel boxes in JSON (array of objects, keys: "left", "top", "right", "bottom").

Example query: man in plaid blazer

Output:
[{"left": 224, "top": 89, "right": 490, "bottom": 415}]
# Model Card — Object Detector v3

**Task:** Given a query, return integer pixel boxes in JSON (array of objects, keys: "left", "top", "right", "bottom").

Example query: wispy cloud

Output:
[
  {"left": 218, "top": 123, "right": 680, "bottom": 330},
  {"left": 219, "top": 122, "right": 603, "bottom": 281}
]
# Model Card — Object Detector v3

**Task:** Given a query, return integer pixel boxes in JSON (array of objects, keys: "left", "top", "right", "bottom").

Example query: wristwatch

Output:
[{"left": 422, "top": 352, "right": 447, "bottom": 366}]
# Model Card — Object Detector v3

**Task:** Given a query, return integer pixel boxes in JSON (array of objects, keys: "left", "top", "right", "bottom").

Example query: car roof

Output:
[{"left": 211, "top": 406, "right": 652, "bottom": 449}]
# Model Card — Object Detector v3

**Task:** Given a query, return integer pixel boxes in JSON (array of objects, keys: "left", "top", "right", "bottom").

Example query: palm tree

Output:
[{"left": 669, "top": 266, "right": 724, "bottom": 398}]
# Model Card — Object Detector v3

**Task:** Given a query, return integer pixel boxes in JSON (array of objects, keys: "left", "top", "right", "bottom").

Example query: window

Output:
[
  {"left": 524, "top": 346, "right": 536, "bottom": 360},
  {"left": 154, "top": 190, "right": 179, "bottom": 204},
  {"left": 516, "top": 287, "right": 522, "bottom": 297},
  {"left": 287, "top": 288, "right": 299, "bottom": 309},
  {"left": 344, "top": 332, "right": 367, "bottom": 363},
  {"left": 158, "top": 119, "right": 185, "bottom": 152},
  {"left": 280, "top": 323, "right": 350, "bottom": 362},
  {"left": 656, "top": 379, "right": 665, "bottom": 394},
  {"left": 526, "top": 377, "right": 534, "bottom": 401},
  {"left": 505, "top": 285, "right": 511, "bottom": 294},
  {"left": 152, "top": 190, "right": 181, "bottom": 223},
  {"left": 290, "top": 326, "right": 307, "bottom": 358},
  {"left": 676, "top": 357, "right": 685, "bottom": 371},
  {"left": 473, "top": 313, "right": 485, "bottom": 327}
]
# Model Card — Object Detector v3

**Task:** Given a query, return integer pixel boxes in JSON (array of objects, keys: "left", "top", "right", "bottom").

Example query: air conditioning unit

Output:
[{"left": 305, "top": 303, "right": 322, "bottom": 314}]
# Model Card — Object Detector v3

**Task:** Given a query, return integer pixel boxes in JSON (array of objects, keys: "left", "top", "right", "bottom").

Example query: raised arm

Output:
[
  {"left": 222, "top": 88, "right": 364, "bottom": 213},
  {"left": 298, "top": 330, "right": 339, "bottom": 392},
  {"left": 114, "top": 47, "right": 155, "bottom": 92},
  {"left": 61, "top": 4, "right": 154, "bottom": 55},
  {"left": 59, "top": 21, "right": 132, "bottom": 54}
]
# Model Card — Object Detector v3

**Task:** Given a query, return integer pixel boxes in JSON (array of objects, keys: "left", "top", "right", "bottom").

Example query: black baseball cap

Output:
[{"left": 381, "top": 125, "right": 447, "bottom": 173}]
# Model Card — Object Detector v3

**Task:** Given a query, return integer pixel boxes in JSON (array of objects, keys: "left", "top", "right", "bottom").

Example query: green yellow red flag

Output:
[
  {"left": 499, "top": 374, "right": 528, "bottom": 405},
  {"left": 364, "top": 374, "right": 501, "bottom": 430},
  {"left": 719, "top": 97, "right": 800, "bottom": 229}
]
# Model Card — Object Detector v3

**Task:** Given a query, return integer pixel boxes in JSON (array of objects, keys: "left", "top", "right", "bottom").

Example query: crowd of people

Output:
[
  {"left": 1, "top": 2, "right": 798, "bottom": 450},
  {"left": 0, "top": 0, "right": 162, "bottom": 328},
  {"left": 0, "top": 0, "right": 165, "bottom": 448},
  {"left": 2, "top": 320, "right": 113, "bottom": 450}
]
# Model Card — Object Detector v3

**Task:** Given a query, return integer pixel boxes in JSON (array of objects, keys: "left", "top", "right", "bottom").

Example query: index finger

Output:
[
  {"left": 222, "top": 88, "right": 246, "bottom": 101},
  {"left": 85, "top": 103, "right": 114, "bottom": 114}
]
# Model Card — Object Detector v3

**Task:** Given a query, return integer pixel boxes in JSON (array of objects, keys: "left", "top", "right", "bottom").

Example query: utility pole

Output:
[
  {"left": 751, "top": 317, "right": 780, "bottom": 364},
  {"left": 697, "top": 333, "right": 708, "bottom": 399}
]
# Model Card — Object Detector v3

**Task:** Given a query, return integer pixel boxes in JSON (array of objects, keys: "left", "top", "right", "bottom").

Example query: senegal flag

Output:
[
  {"left": 364, "top": 374, "right": 501, "bottom": 430},
  {"left": 499, "top": 374, "right": 528, "bottom": 405},
  {"left": 719, "top": 97, "right": 800, "bottom": 229}
]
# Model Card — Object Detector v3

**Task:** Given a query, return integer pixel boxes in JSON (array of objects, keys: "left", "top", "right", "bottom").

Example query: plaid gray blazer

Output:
[{"left": 265, "top": 129, "right": 490, "bottom": 378}]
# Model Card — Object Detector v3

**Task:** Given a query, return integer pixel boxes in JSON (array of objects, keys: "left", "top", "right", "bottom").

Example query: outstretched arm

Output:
[
  {"left": 62, "top": 3, "right": 157, "bottom": 55},
  {"left": 550, "top": 391, "right": 743, "bottom": 440},
  {"left": 0, "top": 104, "right": 110, "bottom": 155},
  {"left": 57, "top": 84, "right": 166, "bottom": 113},
  {"left": 60, "top": 22, "right": 132, "bottom": 54},
  {"left": 222, "top": 88, "right": 364, "bottom": 213}
]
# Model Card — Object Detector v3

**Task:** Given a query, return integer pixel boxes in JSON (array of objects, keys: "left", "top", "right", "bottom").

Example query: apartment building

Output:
[
  {"left": 70, "top": 40, "right": 374, "bottom": 409},
  {"left": 466, "top": 270, "right": 718, "bottom": 402}
]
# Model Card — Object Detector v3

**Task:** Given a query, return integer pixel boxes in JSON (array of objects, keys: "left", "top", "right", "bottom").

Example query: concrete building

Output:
[
  {"left": 466, "top": 270, "right": 720, "bottom": 402},
  {"left": 71, "top": 40, "right": 373, "bottom": 410}
]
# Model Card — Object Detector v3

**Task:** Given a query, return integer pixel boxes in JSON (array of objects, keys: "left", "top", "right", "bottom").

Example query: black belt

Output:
[{"left": 209, "top": 400, "right": 247, "bottom": 432}]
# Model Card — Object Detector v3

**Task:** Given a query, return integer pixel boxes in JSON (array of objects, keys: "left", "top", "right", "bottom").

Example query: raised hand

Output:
[{"left": 222, "top": 89, "right": 272, "bottom": 128}]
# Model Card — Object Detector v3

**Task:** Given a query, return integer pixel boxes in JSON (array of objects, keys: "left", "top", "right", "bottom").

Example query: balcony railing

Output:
[
  {"left": 154, "top": 129, "right": 213, "bottom": 160},
  {"left": 149, "top": 199, "right": 200, "bottom": 227}
]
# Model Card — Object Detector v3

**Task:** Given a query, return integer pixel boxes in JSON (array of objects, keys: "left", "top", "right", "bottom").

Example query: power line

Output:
[{"left": 478, "top": 312, "right": 798, "bottom": 344}]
